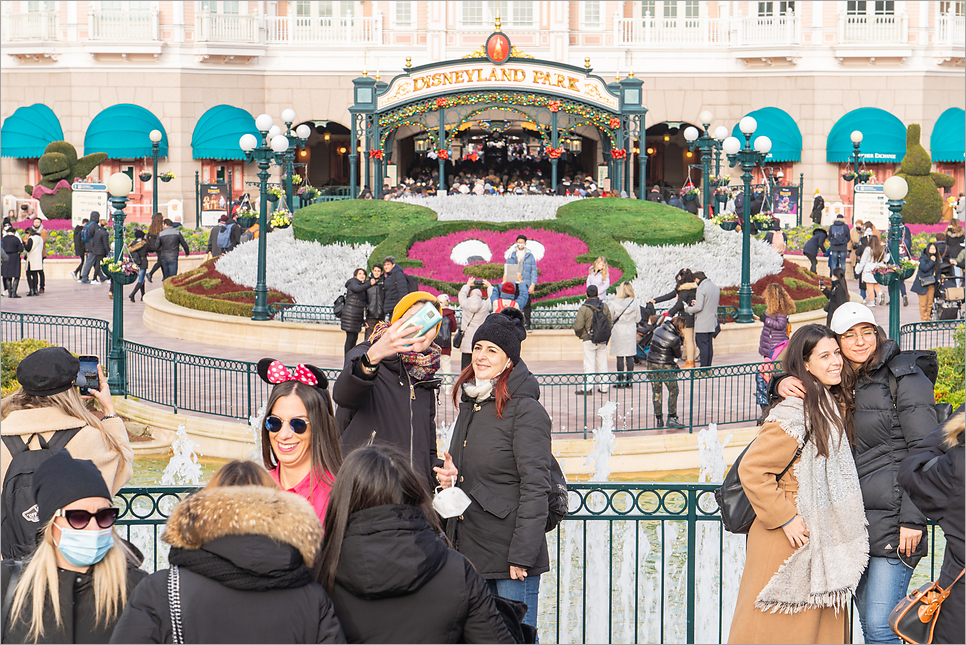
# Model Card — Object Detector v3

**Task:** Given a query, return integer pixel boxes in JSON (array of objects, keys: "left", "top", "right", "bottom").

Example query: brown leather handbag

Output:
[{"left": 888, "top": 568, "right": 964, "bottom": 644}]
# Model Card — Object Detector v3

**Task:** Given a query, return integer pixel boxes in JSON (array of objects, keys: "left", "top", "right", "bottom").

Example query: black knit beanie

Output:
[
  {"left": 472, "top": 308, "right": 527, "bottom": 365},
  {"left": 34, "top": 450, "right": 111, "bottom": 526}
]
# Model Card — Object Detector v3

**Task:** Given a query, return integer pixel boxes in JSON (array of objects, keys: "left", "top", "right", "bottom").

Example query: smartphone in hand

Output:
[
  {"left": 398, "top": 302, "right": 444, "bottom": 340},
  {"left": 76, "top": 356, "right": 99, "bottom": 396}
]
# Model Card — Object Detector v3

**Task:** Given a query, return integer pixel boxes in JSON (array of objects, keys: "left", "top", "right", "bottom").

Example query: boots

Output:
[
  {"left": 666, "top": 416, "right": 684, "bottom": 429},
  {"left": 129, "top": 282, "right": 145, "bottom": 302},
  {"left": 9, "top": 278, "right": 21, "bottom": 298},
  {"left": 655, "top": 415, "right": 664, "bottom": 428},
  {"left": 684, "top": 360, "right": 696, "bottom": 369}
]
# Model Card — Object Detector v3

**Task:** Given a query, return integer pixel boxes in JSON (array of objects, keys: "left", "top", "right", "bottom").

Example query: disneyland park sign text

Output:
[{"left": 378, "top": 61, "right": 619, "bottom": 112}]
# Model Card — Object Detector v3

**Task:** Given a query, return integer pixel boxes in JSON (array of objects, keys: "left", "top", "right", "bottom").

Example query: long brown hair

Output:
[
  {"left": 763, "top": 283, "right": 796, "bottom": 317},
  {"left": 316, "top": 445, "right": 445, "bottom": 594},
  {"left": 782, "top": 324, "right": 853, "bottom": 457},
  {"left": 838, "top": 323, "right": 886, "bottom": 396},
  {"left": 147, "top": 212, "right": 164, "bottom": 237},
  {"left": 869, "top": 235, "right": 885, "bottom": 262},
  {"left": 451, "top": 361, "right": 513, "bottom": 418},
  {"left": 260, "top": 381, "right": 342, "bottom": 485}
]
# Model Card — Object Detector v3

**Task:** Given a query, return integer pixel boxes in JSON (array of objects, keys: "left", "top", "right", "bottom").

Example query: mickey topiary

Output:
[
  {"left": 894, "top": 124, "right": 956, "bottom": 224},
  {"left": 24, "top": 141, "right": 107, "bottom": 220}
]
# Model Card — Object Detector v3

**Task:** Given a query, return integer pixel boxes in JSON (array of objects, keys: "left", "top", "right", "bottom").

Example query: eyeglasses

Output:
[
  {"left": 55, "top": 507, "right": 119, "bottom": 530},
  {"left": 841, "top": 329, "right": 877, "bottom": 342},
  {"left": 265, "top": 415, "right": 309, "bottom": 435}
]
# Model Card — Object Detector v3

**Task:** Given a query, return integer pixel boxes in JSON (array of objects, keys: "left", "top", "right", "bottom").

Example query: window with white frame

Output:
[
  {"left": 200, "top": 1, "right": 240, "bottom": 13},
  {"left": 582, "top": 0, "right": 602, "bottom": 27},
  {"left": 394, "top": 1, "right": 413, "bottom": 27},
  {"left": 460, "top": 1, "right": 533, "bottom": 27},
  {"left": 99, "top": 1, "right": 151, "bottom": 10},
  {"left": 847, "top": 1, "right": 894, "bottom": 15},
  {"left": 297, "top": 1, "right": 339, "bottom": 18},
  {"left": 641, "top": 0, "right": 656, "bottom": 18},
  {"left": 511, "top": 1, "right": 533, "bottom": 26},
  {"left": 757, "top": 1, "right": 795, "bottom": 15},
  {"left": 685, "top": 0, "right": 700, "bottom": 19},
  {"left": 940, "top": 1, "right": 965, "bottom": 15},
  {"left": 664, "top": 2, "right": 677, "bottom": 20},
  {"left": 461, "top": 1, "right": 484, "bottom": 25}
]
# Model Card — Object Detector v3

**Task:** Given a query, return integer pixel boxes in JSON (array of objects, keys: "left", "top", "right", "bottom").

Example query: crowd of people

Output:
[{"left": 2, "top": 216, "right": 50, "bottom": 298}]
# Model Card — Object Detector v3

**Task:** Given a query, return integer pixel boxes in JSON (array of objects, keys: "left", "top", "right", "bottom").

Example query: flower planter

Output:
[
  {"left": 272, "top": 223, "right": 291, "bottom": 230},
  {"left": 874, "top": 272, "right": 899, "bottom": 286},
  {"left": 682, "top": 192, "right": 698, "bottom": 202},
  {"left": 236, "top": 216, "right": 257, "bottom": 229},
  {"left": 900, "top": 267, "right": 915, "bottom": 280},
  {"left": 138, "top": 173, "right": 152, "bottom": 182},
  {"left": 266, "top": 193, "right": 279, "bottom": 203},
  {"left": 106, "top": 270, "right": 138, "bottom": 285},
  {"left": 160, "top": 175, "right": 173, "bottom": 183},
  {"left": 719, "top": 221, "right": 738, "bottom": 231}
]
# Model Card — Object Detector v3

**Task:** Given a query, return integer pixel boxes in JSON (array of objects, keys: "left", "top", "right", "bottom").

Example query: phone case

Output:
[{"left": 399, "top": 303, "right": 443, "bottom": 339}]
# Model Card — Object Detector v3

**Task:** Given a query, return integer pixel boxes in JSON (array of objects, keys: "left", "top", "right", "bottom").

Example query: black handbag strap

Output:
[{"left": 778, "top": 443, "right": 804, "bottom": 481}]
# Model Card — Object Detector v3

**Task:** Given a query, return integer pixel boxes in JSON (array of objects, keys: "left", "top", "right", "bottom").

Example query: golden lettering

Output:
[
  {"left": 413, "top": 76, "right": 428, "bottom": 91},
  {"left": 532, "top": 70, "right": 544, "bottom": 84},
  {"left": 500, "top": 68, "right": 513, "bottom": 82},
  {"left": 541, "top": 72, "right": 552, "bottom": 85},
  {"left": 432, "top": 73, "right": 442, "bottom": 87},
  {"left": 513, "top": 69, "right": 526, "bottom": 82},
  {"left": 487, "top": 68, "right": 501, "bottom": 82},
  {"left": 555, "top": 74, "right": 566, "bottom": 88},
  {"left": 568, "top": 76, "right": 580, "bottom": 91}
]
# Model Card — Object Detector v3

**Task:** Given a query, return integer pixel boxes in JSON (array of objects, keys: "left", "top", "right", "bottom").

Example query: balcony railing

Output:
[
  {"left": 1, "top": 10, "right": 58, "bottom": 41},
  {"left": 616, "top": 14, "right": 726, "bottom": 46},
  {"left": 196, "top": 12, "right": 259, "bottom": 44},
  {"left": 265, "top": 13, "right": 381, "bottom": 44},
  {"left": 733, "top": 13, "right": 800, "bottom": 47},
  {"left": 838, "top": 11, "right": 908, "bottom": 45},
  {"left": 937, "top": 13, "right": 966, "bottom": 47},
  {"left": 88, "top": 9, "right": 159, "bottom": 41}
]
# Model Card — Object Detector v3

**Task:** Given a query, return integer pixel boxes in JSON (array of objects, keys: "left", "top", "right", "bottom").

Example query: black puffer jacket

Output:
[
  {"left": 445, "top": 361, "right": 551, "bottom": 579},
  {"left": 109, "top": 486, "right": 345, "bottom": 644},
  {"left": 383, "top": 264, "right": 409, "bottom": 319},
  {"left": 898, "top": 406, "right": 964, "bottom": 645},
  {"left": 822, "top": 279, "right": 849, "bottom": 327},
  {"left": 331, "top": 504, "right": 514, "bottom": 644},
  {"left": 365, "top": 273, "right": 385, "bottom": 319},
  {"left": 647, "top": 320, "right": 683, "bottom": 365},
  {"left": 340, "top": 277, "right": 368, "bottom": 333},
  {"left": 88, "top": 223, "right": 110, "bottom": 257},
  {"left": 2, "top": 549, "right": 147, "bottom": 644},
  {"left": 653, "top": 282, "right": 696, "bottom": 328},
  {"left": 334, "top": 342, "right": 441, "bottom": 491},
  {"left": 73, "top": 224, "right": 87, "bottom": 257}
]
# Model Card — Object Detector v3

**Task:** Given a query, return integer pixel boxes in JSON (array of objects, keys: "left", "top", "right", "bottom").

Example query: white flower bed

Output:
[
  {"left": 215, "top": 227, "right": 374, "bottom": 306},
  {"left": 624, "top": 221, "right": 784, "bottom": 301},
  {"left": 396, "top": 195, "right": 580, "bottom": 221}
]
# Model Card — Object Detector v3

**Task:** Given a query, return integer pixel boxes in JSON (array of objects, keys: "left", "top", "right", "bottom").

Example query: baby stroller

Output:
[
  {"left": 635, "top": 301, "right": 659, "bottom": 364},
  {"left": 932, "top": 273, "right": 964, "bottom": 320}
]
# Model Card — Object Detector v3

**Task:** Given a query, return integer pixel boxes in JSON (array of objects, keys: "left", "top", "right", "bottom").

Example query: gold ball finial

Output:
[
  {"left": 495, "top": 10, "right": 502, "bottom": 31},
  {"left": 405, "top": 56, "right": 412, "bottom": 69},
  {"left": 628, "top": 70, "right": 635, "bottom": 78},
  {"left": 584, "top": 57, "right": 591, "bottom": 69},
  {"left": 615, "top": 71, "right": 621, "bottom": 82}
]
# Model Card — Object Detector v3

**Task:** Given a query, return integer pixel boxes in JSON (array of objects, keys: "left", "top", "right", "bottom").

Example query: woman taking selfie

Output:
[
  {"left": 1, "top": 451, "right": 146, "bottom": 644},
  {"left": 730, "top": 324, "right": 867, "bottom": 644},
  {"left": 257, "top": 358, "right": 342, "bottom": 524},
  {"left": 317, "top": 445, "right": 514, "bottom": 644},
  {"left": 773, "top": 303, "right": 937, "bottom": 643},
  {"left": 435, "top": 308, "right": 552, "bottom": 633}
]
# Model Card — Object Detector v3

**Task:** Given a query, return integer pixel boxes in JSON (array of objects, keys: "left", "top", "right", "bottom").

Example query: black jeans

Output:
[
  {"left": 695, "top": 333, "right": 714, "bottom": 367},
  {"left": 804, "top": 252, "right": 818, "bottom": 273},
  {"left": 523, "top": 299, "right": 532, "bottom": 329},
  {"left": 344, "top": 331, "right": 359, "bottom": 356},
  {"left": 616, "top": 356, "right": 635, "bottom": 383},
  {"left": 26, "top": 270, "right": 41, "bottom": 293},
  {"left": 148, "top": 258, "right": 162, "bottom": 278}
]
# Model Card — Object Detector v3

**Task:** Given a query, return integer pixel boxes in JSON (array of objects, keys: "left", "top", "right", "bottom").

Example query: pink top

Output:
[{"left": 271, "top": 467, "right": 333, "bottom": 525}]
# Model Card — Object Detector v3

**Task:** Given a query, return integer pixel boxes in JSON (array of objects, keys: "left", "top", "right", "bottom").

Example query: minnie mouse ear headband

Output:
[{"left": 257, "top": 358, "right": 332, "bottom": 411}]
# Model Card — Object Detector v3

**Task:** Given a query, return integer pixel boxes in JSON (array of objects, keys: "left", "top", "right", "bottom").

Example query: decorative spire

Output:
[
  {"left": 363, "top": 51, "right": 368, "bottom": 77},
  {"left": 494, "top": 10, "right": 502, "bottom": 32},
  {"left": 405, "top": 56, "right": 412, "bottom": 69},
  {"left": 628, "top": 70, "right": 635, "bottom": 78},
  {"left": 584, "top": 57, "right": 591, "bottom": 69}
]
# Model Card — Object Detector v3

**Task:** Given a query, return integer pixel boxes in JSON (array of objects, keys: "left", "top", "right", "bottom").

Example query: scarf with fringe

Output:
[
  {"left": 368, "top": 320, "right": 441, "bottom": 382},
  {"left": 755, "top": 396, "right": 869, "bottom": 614}
]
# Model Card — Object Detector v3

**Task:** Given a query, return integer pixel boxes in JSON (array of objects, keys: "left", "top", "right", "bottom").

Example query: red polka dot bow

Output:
[{"left": 265, "top": 360, "right": 319, "bottom": 387}]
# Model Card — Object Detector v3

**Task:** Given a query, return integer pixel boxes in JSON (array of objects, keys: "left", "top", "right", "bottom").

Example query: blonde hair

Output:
[
  {"left": 10, "top": 518, "right": 132, "bottom": 642},
  {"left": 592, "top": 257, "right": 609, "bottom": 280},
  {"left": 0, "top": 388, "right": 132, "bottom": 464},
  {"left": 763, "top": 283, "right": 796, "bottom": 316},
  {"left": 616, "top": 282, "right": 635, "bottom": 299}
]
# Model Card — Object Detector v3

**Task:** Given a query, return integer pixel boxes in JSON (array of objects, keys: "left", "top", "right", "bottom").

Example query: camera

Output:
[{"left": 473, "top": 279, "right": 485, "bottom": 288}]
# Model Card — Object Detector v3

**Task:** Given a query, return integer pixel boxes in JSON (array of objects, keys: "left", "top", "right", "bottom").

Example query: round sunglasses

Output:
[
  {"left": 55, "top": 507, "right": 119, "bottom": 530},
  {"left": 265, "top": 415, "right": 309, "bottom": 435}
]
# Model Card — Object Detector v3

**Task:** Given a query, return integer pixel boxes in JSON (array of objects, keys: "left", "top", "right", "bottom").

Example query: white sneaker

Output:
[{"left": 70, "top": 270, "right": 79, "bottom": 281}]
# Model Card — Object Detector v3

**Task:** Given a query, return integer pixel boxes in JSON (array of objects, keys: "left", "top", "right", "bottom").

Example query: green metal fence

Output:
[
  {"left": 899, "top": 319, "right": 964, "bottom": 351},
  {"left": 0, "top": 311, "right": 111, "bottom": 364},
  {"left": 113, "top": 483, "right": 944, "bottom": 645}
]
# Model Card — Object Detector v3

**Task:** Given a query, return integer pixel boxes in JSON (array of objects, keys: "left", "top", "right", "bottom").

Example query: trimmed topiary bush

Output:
[
  {"left": 895, "top": 125, "right": 956, "bottom": 224},
  {"left": 163, "top": 261, "right": 294, "bottom": 317},
  {"left": 24, "top": 141, "right": 107, "bottom": 220},
  {"left": 934, "top": 324, "right": 965, "bottom": 409}
]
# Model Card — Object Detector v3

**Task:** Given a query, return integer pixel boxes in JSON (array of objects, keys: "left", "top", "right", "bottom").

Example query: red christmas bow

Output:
[{"left": 265, "top": 360, "right": 319, "bottom": 386}]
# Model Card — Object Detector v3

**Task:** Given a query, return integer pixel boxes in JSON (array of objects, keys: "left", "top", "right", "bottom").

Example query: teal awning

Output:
[
  {"left": 84, "top": 104, "right": 168, "bottom": 159},
  {"left": 827, "top": 108, "right": 905, "bottom": 164},
  {"left": 730, "top": 107, "right": 802, "bottom": 163},
  {"left": 1, "top": 104, "right": 64, "bottom": 158},
  {"left": 191, "top": 105, "right": 259, "bottom": 160},
  {"left": 931, "top": 108, "right": 965, "bottom": 163}
]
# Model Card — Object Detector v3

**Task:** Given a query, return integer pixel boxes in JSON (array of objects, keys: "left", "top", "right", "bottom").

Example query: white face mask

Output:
[{"left": 433, "top": 477, "right": 472, "bottom": 518}]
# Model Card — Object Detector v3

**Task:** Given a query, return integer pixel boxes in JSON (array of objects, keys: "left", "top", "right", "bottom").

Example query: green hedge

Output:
[
  {"left": 1, "top": 339, "right": 55, "bottom": 397},
  {"left": 163, "top": 261, "right": 293, "bottom": 317},
  {"left": 935, "top": 324, "right": 965, "bottom": 409}
]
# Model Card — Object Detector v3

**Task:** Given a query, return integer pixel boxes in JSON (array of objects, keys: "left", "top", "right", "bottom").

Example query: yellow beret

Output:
[{"left": 391, "top": 291, "right": 440, "bottom": 324}]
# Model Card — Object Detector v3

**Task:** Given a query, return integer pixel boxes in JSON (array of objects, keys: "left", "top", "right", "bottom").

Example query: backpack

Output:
[
  {"left": 239, "top": 228, "right": 255, "bottom": 244},
  {"left": 216, "top": 222, "right": 235, "bottom": 249},
  {"left": 434, "top": 313, "right": 452, "bottom": 347},
  {"left": 1, "top": 428, "right": 82, "bottom": 559},
  {"left": 545, "top": 457, "right": 569, "bottom": 532},
  {"left": 80, "top": 222, "right": 93, "bottom": 243},
  {"left": 406, "top": 274, "right": 419, "bottom": 293},
  {"left": 828, "top": 223, "right": 849, "bottom": 247},
  {"left": 587, "top": 304, "right": 612, "bottom": 344},
  {"left": 333, "top": 294, "right": 345, "bottom": 318}
]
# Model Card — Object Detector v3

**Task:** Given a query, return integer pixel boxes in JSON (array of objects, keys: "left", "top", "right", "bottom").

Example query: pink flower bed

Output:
[
  {"left": 908, "top": 223, "right": 952, "bottom": 235},
  {"left": 408, "top": 228, "right": 621, "bottom": 299}
]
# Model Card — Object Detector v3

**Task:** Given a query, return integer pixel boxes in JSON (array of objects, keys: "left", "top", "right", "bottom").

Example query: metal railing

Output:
[
  {"left": 899, "top": 319, "right": 964, "bottom": 352},
  {"left": 88, "top": 8, "right": 159, "bottom": 41},
  {"left": 937, "top": 13, "right": 966, "bottom": 46},
  {"left": 268, "top": 303, "right": 340, "bottom": 324},
  {"left": 1, "top": 10, "right": 58, "bottom": 41},
  {"left": 838, "top": 11, "right": 908, "bottom": 45},
  {"left": 114, "top": 484, "right": 946, "bottom": 644},
  {"left": 196, "top": 11, "right": 259, "bottom": 44},
  {"left": 0, "top": 312, "right": 110, "bottom": 365},
  {"left": 265, "top": 13, "right": 382, "bottom": 44}
]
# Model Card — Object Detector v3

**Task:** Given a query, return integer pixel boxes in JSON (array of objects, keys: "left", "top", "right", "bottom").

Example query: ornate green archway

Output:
[{"left": 350, "top": 26, "right": 647, "bottom": 198}]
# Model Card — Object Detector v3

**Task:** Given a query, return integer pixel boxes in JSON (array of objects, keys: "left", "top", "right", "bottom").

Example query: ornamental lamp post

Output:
[
  {"left": 106, "top": 172, "right": 132, "bottom": 394},
  {"left": 280, "top": 108, "right": 312, "bottom": 212},
  {"left": 149, "top": 129, "right": 162, "bottom": 218},
  {"left": 724, "top": 116, "right": 772, "bottom": 324},
  {"left": 683, "top": 109, "right": 722, "bottom": 218},
  {"left": 883, "top": 175, "right": 909, "bottom": 341},
  {"left": 239, "top": 115, "right": 291, "bottom": 321},
  {"left": 850, "top": 130, "right": 864, "bottom": 180}
]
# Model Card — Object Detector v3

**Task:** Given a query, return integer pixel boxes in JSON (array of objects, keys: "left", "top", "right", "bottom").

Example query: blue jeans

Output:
[
  {"left": 828, "top": 250, "right": 847, "bottom": 272},
  {"left": 488, "top": 574, "right": 541, "bottom": 635},
  {"left": 855, "top": 556, "right": 915, "bottom": 643},
  {"left": 160, "top": 258, "right": 179, "bottom": 281},
  {"left": 137, "top": 267, "right": 147, "bottom": 284}
]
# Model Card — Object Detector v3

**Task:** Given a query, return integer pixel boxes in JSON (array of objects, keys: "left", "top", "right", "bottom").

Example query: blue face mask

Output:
[{"left": 55, "top": 526, "right": 114, "bottom": 567}]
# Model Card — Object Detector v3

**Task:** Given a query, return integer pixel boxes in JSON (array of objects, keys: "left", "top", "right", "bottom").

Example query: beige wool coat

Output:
[
  {"left": 728, "top": 420, "right": 848, "bottom": 644},
  {"left": 1, "top": 406, "right": 133, "bottom": 495}
]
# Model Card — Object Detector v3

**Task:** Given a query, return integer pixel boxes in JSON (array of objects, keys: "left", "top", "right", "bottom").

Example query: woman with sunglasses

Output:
[
  {"left": 772, "top": 303, "right": 937, "bottom": 644},
  {"left": 257, "top": 358, "right": 343, "bottom": 524},
  {"left": 2, "top": 451, "right": 146, "bottom": 644}
]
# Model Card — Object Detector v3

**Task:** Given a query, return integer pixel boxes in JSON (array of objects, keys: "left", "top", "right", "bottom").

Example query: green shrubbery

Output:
[
  {"left": 934, "top": 324, "right": 965, "bottom": 409},
  {"left": 163, "top": 261, "right": 293, "bottom": 317},
  {"left": 1, "top": 339, "right": 54, "bottom": 397},
  {"left": 895, "top": 125, "right": 956, "bottom": 224}
]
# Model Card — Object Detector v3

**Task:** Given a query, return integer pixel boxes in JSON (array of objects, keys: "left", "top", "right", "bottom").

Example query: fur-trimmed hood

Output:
[
  {"left": 676, "top": 281, "right": 697, "bottom": 291},
  {"left": 163, "top": 486, "right": 323, "bottom": 565},
  {"left": 945, "top": 408, "right": 965, "bottom": 449}
]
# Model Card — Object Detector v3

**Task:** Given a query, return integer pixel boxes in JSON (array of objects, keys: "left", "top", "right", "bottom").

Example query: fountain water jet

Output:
[{"left": 160, "top": 424, "right": 203, "bottom": 486}]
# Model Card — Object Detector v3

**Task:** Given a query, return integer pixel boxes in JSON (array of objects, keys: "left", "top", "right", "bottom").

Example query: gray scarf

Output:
[{"left": 755, "top": 396, "right": 869, "bottom": 614}]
